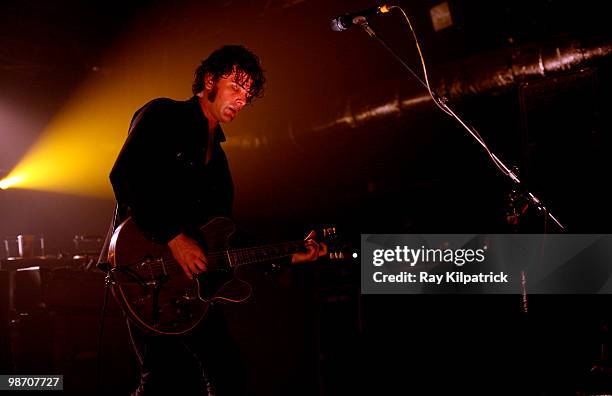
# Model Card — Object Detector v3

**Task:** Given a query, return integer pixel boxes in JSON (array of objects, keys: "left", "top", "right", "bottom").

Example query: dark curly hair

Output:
[{"left": 192, "top": 45, "right": 265, "bottom": 103}]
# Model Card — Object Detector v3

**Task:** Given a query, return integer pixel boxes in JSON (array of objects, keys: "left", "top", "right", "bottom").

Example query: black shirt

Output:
[{"left": 110, "top": 96, "right": 234, "bottom": 244}]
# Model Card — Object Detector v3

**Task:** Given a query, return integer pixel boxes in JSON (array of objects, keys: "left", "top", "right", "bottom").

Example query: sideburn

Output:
[{"left": 207, "top": 84, "right": 218, "bottom": 102}]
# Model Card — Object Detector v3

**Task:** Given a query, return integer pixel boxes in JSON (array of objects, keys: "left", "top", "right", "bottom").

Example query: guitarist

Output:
[{"left": 106, "top": 45, "right": 326, "bottom": 396}]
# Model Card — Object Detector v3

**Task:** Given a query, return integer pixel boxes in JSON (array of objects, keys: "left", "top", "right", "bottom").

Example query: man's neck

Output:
[{"left": 197, "top": 95, "right": 219, "bottom": 135}]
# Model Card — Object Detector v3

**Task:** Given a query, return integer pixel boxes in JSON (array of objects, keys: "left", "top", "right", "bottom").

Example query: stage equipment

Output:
[{"left": 339, "top": 4, "right": 566, "bottom": 231}]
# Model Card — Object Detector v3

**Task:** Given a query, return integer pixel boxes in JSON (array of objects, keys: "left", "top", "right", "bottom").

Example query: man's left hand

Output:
[{"left": 291, "top": 230, "right": 328, "bottom": 264}]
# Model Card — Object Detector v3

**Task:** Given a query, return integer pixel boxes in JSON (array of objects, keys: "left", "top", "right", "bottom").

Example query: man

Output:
[{"left": 108, "top": 45, "right": 325, "bottom": 395}]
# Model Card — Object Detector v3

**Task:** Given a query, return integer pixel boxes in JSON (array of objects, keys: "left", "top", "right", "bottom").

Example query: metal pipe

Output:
[{"left": 312, "top": 38, "right": 612, "bottom": 132}]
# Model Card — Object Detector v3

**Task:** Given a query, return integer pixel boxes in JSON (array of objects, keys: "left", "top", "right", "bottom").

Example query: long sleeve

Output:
[{"left": 110, "top": 99, "right": 185, "bottom": 243}]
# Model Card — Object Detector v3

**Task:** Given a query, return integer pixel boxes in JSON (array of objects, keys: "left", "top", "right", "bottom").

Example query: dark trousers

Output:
[{"left": 128, "top": 305, "right": 246, "bottom": 396}]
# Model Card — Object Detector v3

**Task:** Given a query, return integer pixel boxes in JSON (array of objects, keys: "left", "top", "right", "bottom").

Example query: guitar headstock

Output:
[{"left": 321, "top": 226, "right": 348, "bottom": 260}]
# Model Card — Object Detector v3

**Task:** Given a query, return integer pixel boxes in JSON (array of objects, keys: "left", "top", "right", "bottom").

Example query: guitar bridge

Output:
[{"left": 138, "top": 256, "right": 168, "bottom": 279}]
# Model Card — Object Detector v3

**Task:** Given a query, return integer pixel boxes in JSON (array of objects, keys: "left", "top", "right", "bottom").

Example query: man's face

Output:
[{"left": 205, "top": 69, "right": 253, "bottom": 123}]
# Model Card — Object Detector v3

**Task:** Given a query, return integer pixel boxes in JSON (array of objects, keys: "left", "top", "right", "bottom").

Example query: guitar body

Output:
[{"left": 109, "top": 217, "right": 252, "bottom": 335}]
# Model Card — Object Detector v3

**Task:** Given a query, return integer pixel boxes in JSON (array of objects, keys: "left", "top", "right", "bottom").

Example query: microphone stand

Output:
[
  {"left": 357, "top": 20, "right": 566, "bottom": 233},
  {"left": 356, "top": 19, "right": 570, "bottom": 388},
  {"left": 357, "top": 22, "right": 573, "bottom": 364}
]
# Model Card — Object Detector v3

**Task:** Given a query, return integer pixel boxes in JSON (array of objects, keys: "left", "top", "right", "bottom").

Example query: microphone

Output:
[{"left": 330, "top": 4, "right": 392, "bottom": 32}]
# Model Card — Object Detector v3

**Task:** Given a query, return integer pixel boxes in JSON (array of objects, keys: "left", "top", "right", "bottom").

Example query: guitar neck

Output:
[{"left": 221, "top": 240, "right": 305, "bottom": 268}]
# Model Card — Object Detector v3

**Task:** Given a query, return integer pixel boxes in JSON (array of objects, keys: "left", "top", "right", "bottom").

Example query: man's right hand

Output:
[{"left": 167, "top": 233, "right": 208, "bottom": 280}]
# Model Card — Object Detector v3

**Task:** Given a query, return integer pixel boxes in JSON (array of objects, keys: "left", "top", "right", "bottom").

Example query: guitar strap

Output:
[{"left": 95, "top": 202, "right": 119, "bottom": 272}]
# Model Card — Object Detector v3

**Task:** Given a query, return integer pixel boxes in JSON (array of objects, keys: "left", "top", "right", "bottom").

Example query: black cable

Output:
[
  {"left": 95, "top": 271, "right": 113, "bottom": 395},
  {"left": 358, "top": 8, "right": 566, "bottom": 231}
]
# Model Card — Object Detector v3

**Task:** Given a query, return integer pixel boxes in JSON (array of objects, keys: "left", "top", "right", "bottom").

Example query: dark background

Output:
[{"left": 1, "top": 0, "right": 612, "bottom": 394}]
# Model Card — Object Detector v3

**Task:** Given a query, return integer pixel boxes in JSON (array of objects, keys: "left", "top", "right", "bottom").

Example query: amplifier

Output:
[
  {"left": 1, "top": 257, "right": 118, "bottom": 312},
  {"left": 0, "top": 257, "right": 134, "bottom": 393}
]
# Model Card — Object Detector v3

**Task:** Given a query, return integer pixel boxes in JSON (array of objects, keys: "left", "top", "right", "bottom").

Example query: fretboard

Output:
[{"left": 220, "top": 240, "right": 306, "bottom": 268}]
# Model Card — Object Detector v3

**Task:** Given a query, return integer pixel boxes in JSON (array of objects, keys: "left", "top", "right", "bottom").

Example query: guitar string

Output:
[
  {"left": 129, "top": 240, "right": 305, "bottom": 277},
  {"left": 120, "top": 232, "right": 337, "bottom": 278},
  {"left": 203, "top": 239, "right": 305, "bottom": 255},
  {"left": 144, "top": 240, "right": 303, "bottom": 265},
  {"left": 138, "top": 253, "right": 297, "bottom": 279},
  {"left": 128, "top": 253, "right": 296, "bottom": 280}
]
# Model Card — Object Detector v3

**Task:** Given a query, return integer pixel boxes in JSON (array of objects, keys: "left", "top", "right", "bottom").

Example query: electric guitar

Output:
[{"left": 108, "top": 216, "right": 341, "bottom": 335}]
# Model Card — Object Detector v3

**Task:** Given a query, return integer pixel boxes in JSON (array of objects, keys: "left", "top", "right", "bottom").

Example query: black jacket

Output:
[{"left": 110, "top": 96, "right": 234, "bottom": 244}]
